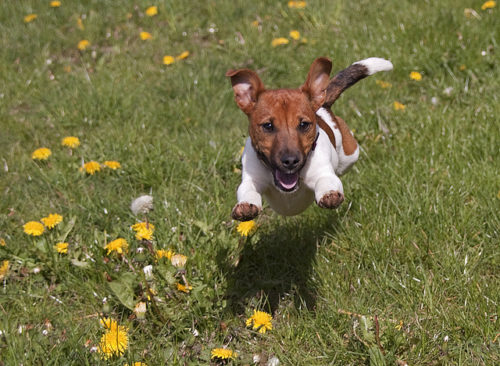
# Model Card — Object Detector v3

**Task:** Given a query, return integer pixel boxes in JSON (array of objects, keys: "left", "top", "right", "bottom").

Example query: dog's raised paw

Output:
[
  {"left": 232, "top": 202, "right": 261, "bottom": 221},
  {"left": 318, "top": 191, "right": 344, "bottom": 209}
]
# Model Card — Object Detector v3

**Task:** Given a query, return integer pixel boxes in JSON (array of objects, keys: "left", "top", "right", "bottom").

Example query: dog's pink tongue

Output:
[{"left": 276, "top": 170, "right": 299, "bottom": 190}]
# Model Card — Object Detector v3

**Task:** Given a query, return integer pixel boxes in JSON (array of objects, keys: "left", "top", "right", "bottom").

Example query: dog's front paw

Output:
[
  {"left": 317, "top": 191, "right": 344, "bottom": 209},
  {"left": 232, "top": 202, "right": 261, "bottom": 221}
]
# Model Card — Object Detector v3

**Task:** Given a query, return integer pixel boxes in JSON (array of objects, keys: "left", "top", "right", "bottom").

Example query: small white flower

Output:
[
  {"left": 443, "top": 87, "right": 453, "bottom": 96},
  {"left": 90, "top": 346, "right": 98, "bottom": 353},
  {"left": 253, "top": 354, "right": 261, "bottom": 363},
  {"left": 267, "top": 356, "right": 280, "bottom": 366},
  {"left": 143, "top": 265, "right": 153, "bottom": 280},
  {"left": 192, "top": 328, "right": 199, "bottom": 337},
  {"left": 136, "top": 247, "right": 145, "bottom": 253},
  {"left": 42, "top": 329, "right": 48, "bottom": 336},
  {"left": 33, "top": 267, "right": 40, "bottom": 274},
  {"left": 444, "top": 335, "right": 449, "bottom": 342},
  {"left": 131, "top": 195, "right": 153, "bottom": 215}
]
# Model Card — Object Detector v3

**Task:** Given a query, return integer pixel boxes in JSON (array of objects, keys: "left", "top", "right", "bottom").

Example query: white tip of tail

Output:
[{"left": 353, "top": 57, "right": 393, "bottom": 75}]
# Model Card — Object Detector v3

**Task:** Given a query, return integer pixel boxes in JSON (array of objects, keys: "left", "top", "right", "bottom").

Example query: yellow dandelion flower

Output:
[
  {"left": 54, "top": 242, "right": 69, "bottom": 254},
  {"left": 288, "top": 1, "right": 307, "bottom": 9},
  {"left": 481, "top": 1, "right": 496, "bottom": 10},
  {"left": 409, "top": 71, "right": 422, "bottom": 81},
  {"left": 103, "top": 161, "right": 121, "bottom": 170},
  {"left": 140, "top": 31, "right": 153, "bottom": 40},
  {"left": 170, "top": 254, "right": 187, "bottom": 268},
  {"left": 155, "top": 249, "right": 174, "bottom": 260},
  {"left": 393, "top": 101, "right": 406, "bottom": 111},
  {"left": 0, "top": 238, "right": 5, "bottom": 246},
  {"left": 236, "top": 220, "right": 257, "bottom": 237},
  {"left": 105, "top": 238, "right": 129, "bottom": 255},
  {"left": 145, "top": 6, "right": 158, "bottom": 16},
  {"left": 289, "top": 30, "right": 300, "bottom": 40},
  {"left": 246, "top": 309, "right": 273, "bottom": 334},
  {"left": 459, "top": 64, "right": 466, "bottom": 71},
  {"left": 77, "top": 17, "right": 84, "bottom": 30},
  {"left": 177, "top": 283, "right": 193, "bottom": 293},
  {"left": 61, "top": 136, "right": 80, "bottom": 148},
  {"left": 211, "top": 348, "right": 238, "bottom": 360},
  {"left": 251, "top": 20, "right": 260, "bottom": 27},
  {"left": 135, "top": 227, "right": 153, "bottom": 241},
  {"left": 163, "top": 55, "right": 175, "bottom": 65},
  {"left": 77, "top": 39, "right": 90, "bottom": 51},
  {"left": 395, "top": 320, "right": 403, "bottom": 331},
  {"left": 41, "top": 213, "right": 63, "bottom": 229},
  {"left": 23, "top": 221, "right": 45, "bottom": 236},
  {"left": 50, "top": 1, "right": 61, "bottom": 7},
  {"left": 131, "top": 222, "right": 155, "bottom": 232},
  {"left": 0, "top": 260, "right": 9, "bottom": 280},
  {"left": 125, "top": 363, "right": 147, "bottom": 366},
  {"left": 24, "top": 14, "right": 38, "bottom": 23},
  {"left": 375, "top": 80, "right": 392, "bottom": 89},
  {"left": 80, "top": 161, "right": 101, "bottom": 175},
  {"left": 271, "top": 37, "right": 289, "bottom": 47},
  {"left": 98, "top": 327, "right": 128, "bottom": 359},
  {"left": 176, "top": 51, "right": 190, "bottom": 60},
  {"left": 32, "top": 147, "right": 51, "bottom": 160},
  {"left": 100, "top": 318, "right": 118, "bottom": 331}
]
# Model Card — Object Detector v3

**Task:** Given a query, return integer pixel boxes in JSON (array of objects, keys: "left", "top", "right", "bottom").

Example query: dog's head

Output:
[{"left": 227, "top": 57, "right": 332, "bottom": 192}]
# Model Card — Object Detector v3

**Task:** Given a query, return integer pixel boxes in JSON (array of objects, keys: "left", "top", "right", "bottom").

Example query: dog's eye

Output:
[
  {"left": 298, "top": 121, "right": 311, "bottom": 132},
  {"left": 261, "top": 122, "right": 274, "bottom": 132}
]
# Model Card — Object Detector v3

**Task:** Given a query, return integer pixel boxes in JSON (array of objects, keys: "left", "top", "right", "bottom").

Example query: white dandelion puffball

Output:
[{"left": 131, "top": 195, "right": 153, "bottom": 215}]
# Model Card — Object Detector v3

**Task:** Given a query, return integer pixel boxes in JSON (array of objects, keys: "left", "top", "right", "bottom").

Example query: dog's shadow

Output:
[{"left": 219, "top": 210, "right": 342, "bottom": 315}]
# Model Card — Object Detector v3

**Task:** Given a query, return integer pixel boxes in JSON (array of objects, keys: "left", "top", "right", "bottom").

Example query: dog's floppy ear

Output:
[
  {"left": 226, "top": 69, "right": 265, "bottom": 115},
  {"left": 300, "top": 57, "right": 332, "bottom": 110}
]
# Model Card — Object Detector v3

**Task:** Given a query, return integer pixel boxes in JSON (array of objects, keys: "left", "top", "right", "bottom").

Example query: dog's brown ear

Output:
[
  {"left": 226, "top": 69, "right": 265, "bottom": 115},
  {"left": 300, "top": 57, "right": 332, "bottom": 110}
]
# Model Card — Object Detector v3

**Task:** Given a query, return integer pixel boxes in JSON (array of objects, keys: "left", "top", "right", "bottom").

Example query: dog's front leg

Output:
[
  {"left": 232, "top": 139, "right": 267, "bottom": 221},
  {"left": 309, "top": 172, "right": 345, "bottom": 209},
  {"left": 232, "top": 178, "right": 263, "bottom": 221}
]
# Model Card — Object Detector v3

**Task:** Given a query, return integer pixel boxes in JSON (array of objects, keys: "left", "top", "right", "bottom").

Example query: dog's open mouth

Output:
[{"left": 274, "top": 169, "right": 300, "bottom": 192}]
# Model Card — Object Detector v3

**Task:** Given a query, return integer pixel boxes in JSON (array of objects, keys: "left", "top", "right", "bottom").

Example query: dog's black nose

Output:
[{"left": 281, "top": 155, "right": 300, "bottom": 170}]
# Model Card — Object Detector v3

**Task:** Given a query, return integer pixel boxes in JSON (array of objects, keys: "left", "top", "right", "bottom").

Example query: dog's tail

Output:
[{"left": 323, "top": 57, "right": 393, "bottom": 108}]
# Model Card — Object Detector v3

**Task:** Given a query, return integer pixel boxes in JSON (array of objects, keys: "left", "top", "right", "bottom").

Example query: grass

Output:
[{"left": 0, "top": 0, "right": 498, "bottom": 364}]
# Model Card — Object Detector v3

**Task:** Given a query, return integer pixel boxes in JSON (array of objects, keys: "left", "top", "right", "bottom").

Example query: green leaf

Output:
[
  {"left": 361, "top": 316, "right": 376, "bottom": 344},
  {"left": 70, "top": 258, "right": 90, "bottom": 268},
  {"left": 368, "top": 345, "right": 386, "bottom": 366},
  {"left": 108, "top": 272, "right": 138, "bottom": 310}
]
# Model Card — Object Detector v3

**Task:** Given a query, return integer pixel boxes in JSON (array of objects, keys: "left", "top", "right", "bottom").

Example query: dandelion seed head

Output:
[{"left": 131, "top": 195, "right": 153, "bottom": 215}]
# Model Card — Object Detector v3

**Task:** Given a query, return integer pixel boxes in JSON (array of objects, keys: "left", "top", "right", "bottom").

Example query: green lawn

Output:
[{"left": 0, "top": 0, "right": 498, "bottom": 364}]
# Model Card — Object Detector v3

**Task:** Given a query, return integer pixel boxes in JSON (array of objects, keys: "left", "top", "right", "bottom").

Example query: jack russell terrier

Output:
[{"left": 227, "top": 57, "right": 393, "bottom": 221}]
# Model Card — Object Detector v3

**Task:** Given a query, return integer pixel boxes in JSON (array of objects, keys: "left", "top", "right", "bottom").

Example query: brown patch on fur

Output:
[
  {"left": 317, "top": 116, "right": 336, "bottom": 148},
  {"left": 324, "top": 63, "right": 368, "bottom": 108},
  {"left": 327, "top": 110, "right": 358, "bottom": 156}
]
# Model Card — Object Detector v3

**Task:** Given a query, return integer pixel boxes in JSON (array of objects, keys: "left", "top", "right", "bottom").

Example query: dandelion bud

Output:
[
  {"left": 171, "top": 254, "right": 187, "bottom": 268},
  {"left": 134, "top": 302, "right": 147, "bottom": 320}
]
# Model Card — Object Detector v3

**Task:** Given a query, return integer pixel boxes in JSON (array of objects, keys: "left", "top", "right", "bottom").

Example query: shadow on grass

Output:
[{"left": 219, "top": 211, "right": 342, "bottom": 315}]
